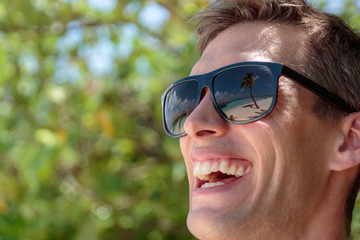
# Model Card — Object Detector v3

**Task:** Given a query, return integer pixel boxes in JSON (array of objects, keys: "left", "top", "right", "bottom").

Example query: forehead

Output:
[{"left": 191, "top": 22, "right": 305, "bottom": 75}]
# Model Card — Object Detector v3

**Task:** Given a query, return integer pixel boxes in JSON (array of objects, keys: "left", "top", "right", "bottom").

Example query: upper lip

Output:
[{"left": 191, "top": 148, "right": 251, "bottom": 163}]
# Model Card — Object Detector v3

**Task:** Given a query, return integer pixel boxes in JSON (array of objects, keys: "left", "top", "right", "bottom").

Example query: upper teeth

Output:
[{"left": 194, "top": 159, "right": 252, "bottom": 181}]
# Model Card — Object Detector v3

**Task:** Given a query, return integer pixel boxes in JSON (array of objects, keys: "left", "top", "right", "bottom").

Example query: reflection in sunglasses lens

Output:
[
  {"left": 213, "top": 66, "right": 274, "bottom": 121},
  {"left": 164, "top": 80, "right": 198, "bottom": 135},
  {"left": 164, "top": 65, "right": 276, "bottom": 136}
]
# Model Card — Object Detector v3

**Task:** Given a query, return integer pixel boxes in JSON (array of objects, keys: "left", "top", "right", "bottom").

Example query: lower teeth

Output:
[{"left": 201, "top": 182, "right": 225, "bottom": 189}]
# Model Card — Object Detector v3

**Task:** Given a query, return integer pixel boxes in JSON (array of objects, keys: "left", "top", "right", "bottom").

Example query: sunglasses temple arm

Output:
[{"left": 282, "top": 66, "right": 357, "bottom": 113}]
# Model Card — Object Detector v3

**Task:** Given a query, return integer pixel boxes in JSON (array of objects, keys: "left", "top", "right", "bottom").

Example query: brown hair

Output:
[{"left": 192, "top": 0, "right": 360, "bottom": 235}]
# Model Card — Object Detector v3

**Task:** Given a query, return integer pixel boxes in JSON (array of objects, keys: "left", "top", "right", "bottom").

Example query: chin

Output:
[
  {"left": 187, "top": 212, "right": 219, "bottom": 240},
  {"left": 186, "top": 208, "right": 238, "bottom": 240},
  {"left": 186, "top": 203, "right": 271, "bottom": 240}
]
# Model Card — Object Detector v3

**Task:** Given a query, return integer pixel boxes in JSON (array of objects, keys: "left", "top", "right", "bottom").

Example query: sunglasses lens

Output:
[
  {"left": 213, "top": 65, "right": 275, "bottom": 122},
  {"left": 163, "top": 80, "right": 198, "bottom": 136}
]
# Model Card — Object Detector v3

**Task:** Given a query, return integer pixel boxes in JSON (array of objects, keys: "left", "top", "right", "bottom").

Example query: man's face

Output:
[{"left": 180, "top": 23, "right": 339, "bottom": 239}]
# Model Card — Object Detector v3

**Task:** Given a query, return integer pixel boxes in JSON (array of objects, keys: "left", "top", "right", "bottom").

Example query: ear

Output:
[{"left": 329, "top": 112, "right": 360, "bottom": 171}]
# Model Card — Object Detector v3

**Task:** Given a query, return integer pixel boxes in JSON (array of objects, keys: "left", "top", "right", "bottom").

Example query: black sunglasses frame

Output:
[{"left": 162, "top": 61, "right": 356, "bottom": 138}]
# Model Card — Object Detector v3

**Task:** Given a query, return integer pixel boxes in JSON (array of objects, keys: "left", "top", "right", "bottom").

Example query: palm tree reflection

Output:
[{"left": 240, "top": 72, "right": 260, "bottom": 108}]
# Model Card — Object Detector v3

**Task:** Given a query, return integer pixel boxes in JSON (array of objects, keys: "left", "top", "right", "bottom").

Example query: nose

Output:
[{"left": 183, "top": 88, "right": 229, "bottom": 138}]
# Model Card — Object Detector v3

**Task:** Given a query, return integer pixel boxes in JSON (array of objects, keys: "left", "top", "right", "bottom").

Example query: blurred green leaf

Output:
[{"left": 0, "top": 0, "right": 358, "bottom": 239}]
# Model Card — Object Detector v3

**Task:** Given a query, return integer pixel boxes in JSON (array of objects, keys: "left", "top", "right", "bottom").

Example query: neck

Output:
[
  {"left": 261, "top": 172, "right": 349, "bottom": 240},
  {"left": 301, "top": 171, "right": 350, "bottom": 240},
  {"left": 304, "top": 204, "right": 347, "bottom": 240}
]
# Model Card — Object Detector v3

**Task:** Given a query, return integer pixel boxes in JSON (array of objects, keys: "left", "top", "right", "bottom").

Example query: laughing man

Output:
[{"left": 161, "top": 0, "right": 360, "bottom": 239}]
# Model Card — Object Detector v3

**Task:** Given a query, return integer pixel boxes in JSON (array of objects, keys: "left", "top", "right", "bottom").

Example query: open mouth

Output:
[{"left": 194, "top": 159, "right": 252, "bottom": 189}]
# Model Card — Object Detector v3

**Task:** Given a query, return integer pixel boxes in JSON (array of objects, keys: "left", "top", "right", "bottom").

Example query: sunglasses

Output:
[{"left": 161, "top": 61, "right": 356, "bottom": 138}]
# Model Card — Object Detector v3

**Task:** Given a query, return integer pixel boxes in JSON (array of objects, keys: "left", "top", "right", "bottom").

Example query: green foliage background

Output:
[{"left": 0, "top": 0, "right": 359, "bottom": 239}]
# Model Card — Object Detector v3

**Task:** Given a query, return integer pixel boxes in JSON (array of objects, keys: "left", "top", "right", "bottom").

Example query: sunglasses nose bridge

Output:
[
  {"left": 198, "top": 86, "right": 210, "bottom": 102},
  {"left": 196, "top": 73, "right": 214, "bottom": 103}
]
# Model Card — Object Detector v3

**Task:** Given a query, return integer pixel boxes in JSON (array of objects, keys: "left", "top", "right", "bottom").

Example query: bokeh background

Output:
[{"left": 0, "top": 0, "right": 359, "bottom": 239}]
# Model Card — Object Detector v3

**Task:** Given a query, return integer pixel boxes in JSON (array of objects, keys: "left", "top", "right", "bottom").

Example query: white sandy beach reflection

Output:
[{"left": 224, "top": 97, "right": 273, "bottom": 120}]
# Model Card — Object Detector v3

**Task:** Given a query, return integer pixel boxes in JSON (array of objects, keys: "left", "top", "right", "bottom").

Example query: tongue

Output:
[{"left": 209, "top": 172, "right": 239, "bottom": 184}]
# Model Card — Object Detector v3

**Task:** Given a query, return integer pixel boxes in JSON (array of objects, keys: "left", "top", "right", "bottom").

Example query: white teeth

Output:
[
  {"left": 235, "top": 166, "right": 245, "bottom": 177},
  {"left": 193, "top": 160, "right": 253, "bottom": 183},
  {"left": 211, "top": 162, "right": 219, "bottom": 172},
  {"left": 198, "top": 174, "right": 210, "bottom": 181},
  {"left": 219, "top": 161, "right": 229, "bottom": 173},
  {"left": 229, "top": 164, "right": 237, "bottom": 175},
  {"left": 194, "top": 162, "right": 201, "bottom": 175},
  {"left": 201, "top": 182, "right": 225, "bottom": 189},
  {"left": 245, "top": 165, "right": 252, "bottom": 174},
  {"left": 202, "top": 161, "right": 211, "bottom": 175}
]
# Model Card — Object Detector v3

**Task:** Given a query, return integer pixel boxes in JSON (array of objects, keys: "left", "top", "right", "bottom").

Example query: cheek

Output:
[
  {"left": 180, "top": 137, "right": 192, "bottom": 168},
  {"left": 251, "top": 120, "right": 325, "bottom": 212},
  {"left": 231, "top": 121, "right": 278, "bottom": 183},
  {"left": 180, "top": 137, "right": 194, "bottom": 186},
  {"left": 265, "top": 114, "right": 330, "bottom": 202}
]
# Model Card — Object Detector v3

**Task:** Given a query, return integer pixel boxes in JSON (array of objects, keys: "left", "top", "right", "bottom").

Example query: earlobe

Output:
[{"left": 329, "top": 113, "right": 360, "bottom": 171}]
